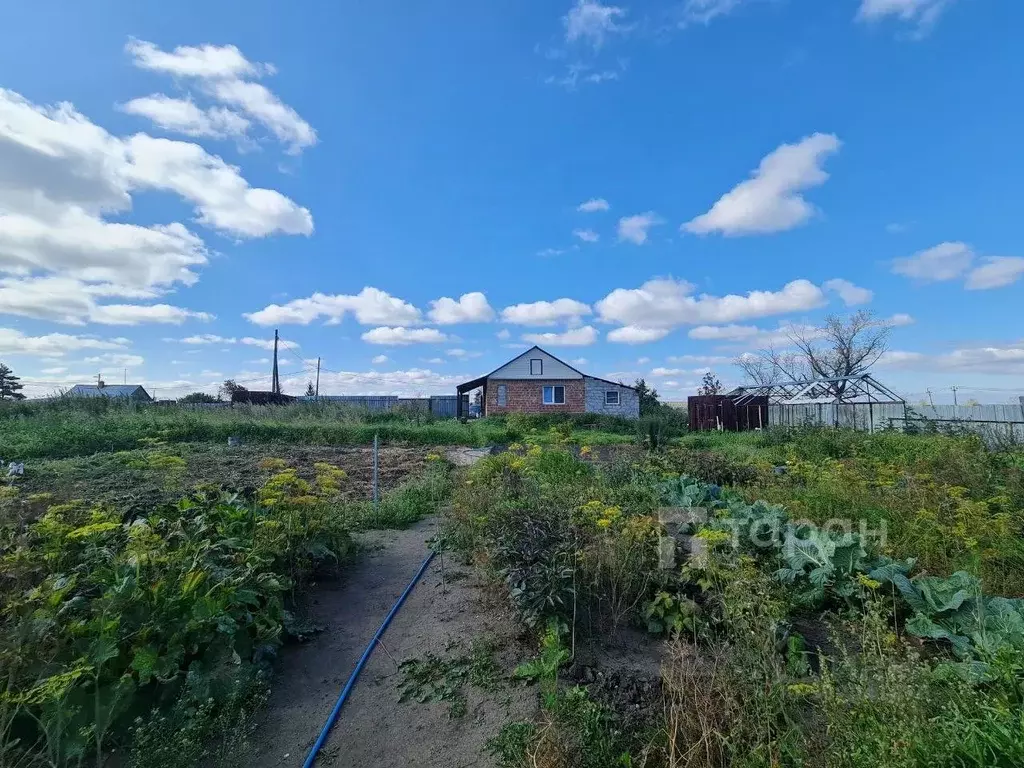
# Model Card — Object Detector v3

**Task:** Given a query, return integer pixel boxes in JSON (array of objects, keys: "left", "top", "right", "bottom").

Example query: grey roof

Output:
[
  {"left": 68, "top": 384, "right": 152, "bottom": 400},
  {"left": 457, "top": 346, "right": 638, "bottom": 391}
]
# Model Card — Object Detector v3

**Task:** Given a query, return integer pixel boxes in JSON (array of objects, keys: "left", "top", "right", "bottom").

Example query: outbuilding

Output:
[{"left": 456, "top": 346, "right": 639, "bottom": 419}]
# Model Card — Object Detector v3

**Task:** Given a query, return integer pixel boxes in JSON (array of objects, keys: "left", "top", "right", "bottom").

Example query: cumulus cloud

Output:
[
  {"left": 606, "top": 326, "right": 672, "bottom": 344},
  {"left": 446, "top": 348, "right": 482, "bottom": 359},
  {"left": 965, "top": 257, "right": 1024, "bottom": 291},
  {"left": 596, "top": 278, "right": 826, "bottom": 331},
  {"left": 577, "top": 198, "right": 610, "bottom": 213},
  {"left": 0, "top": 276, "right": 210, "bottom": 325},
  {"left": 680, "top": 0, "right": 745, "bottom": 25},
  {"left": 823, "top": 278, "right": 874, "bottom": 306},
  {"left": 361, "top": 327, "right": 448, "bottom": 346},
  {"left": 245, "top": 288, "right": 420, "bottom": 326},
  {"left": 177, "top": 334, "right": 237, "bottom": 344},
  {"left": 371, "top": 354, "right": 389, "bottom": 364},
  {"left": 82, "top": 352, "right": 145, "bottom": 367},
  {"left": 856, "top": 0, "right": 956, "bottom": 35},
  {"left": 0, "top": 84, "right": 311, "bottom": 325},
  {"left": 888, "top": 313, "right": 915, "bottom": 326},
  {"left": 120, "top": 95, "right": 250, "bottom": 140},
  {"left": 617, "top": 212, "right": 662, "bottom": 245},
  {"left": 126, "top": 39, "right": 316, "bottom": 153},
  {"left": 522, "top": 325, "right": 598, "bottom": 347},
  {"left": 0, "top": 328, "right": 130, "bottom": 358},
  {"left": 427, "top": 292, "right": 495, "bottom": 324},
  {"left": 573, "top": 228, "right": 600, "bottom": 243},
  {"left": 892, "top": 243, "right": 1023, "bottom": 290},
  {"left": 496, "top": 329, "right": 511, "bottom": 340},
  {"left": 687, "top": 322, "right": 823, "bottom": 349},
  {"left": 881, "top": 341, "right": 1024, "bottom": 376},
  {"left": 564, "top": 0, "right": 628, "bottom": 47},
  {"left": 684, "top": 133, "right": 841, "bottom": 236},
  {"left": 501, "top": 298, "right": 591, "bottom": 326},
  {"left": 891, "top": 241, "right": 974, "bottom": 282}
]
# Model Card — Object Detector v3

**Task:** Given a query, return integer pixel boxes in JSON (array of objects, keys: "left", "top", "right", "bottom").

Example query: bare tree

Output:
[{"left": 735, "top": 311, "right": 892, "bottom": 399}]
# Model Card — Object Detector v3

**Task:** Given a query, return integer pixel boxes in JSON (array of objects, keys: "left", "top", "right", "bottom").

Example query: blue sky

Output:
[{"left": 0, "top": 0, "right": 1021, "bottom": 404}]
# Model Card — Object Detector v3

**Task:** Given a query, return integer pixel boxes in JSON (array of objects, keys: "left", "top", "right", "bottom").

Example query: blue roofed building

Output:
[{"left": 67, "top": 384, "right": 153, "bottom": 402}]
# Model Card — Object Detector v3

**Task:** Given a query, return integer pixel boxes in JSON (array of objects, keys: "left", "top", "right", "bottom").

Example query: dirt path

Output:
[{"left": 244, "top": 516, "right": 535, "bottom": 768}]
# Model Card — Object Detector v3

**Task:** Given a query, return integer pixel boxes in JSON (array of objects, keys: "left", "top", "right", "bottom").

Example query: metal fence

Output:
[{"left": 771, "top": 402, "right": 1024, "bottom": 440}]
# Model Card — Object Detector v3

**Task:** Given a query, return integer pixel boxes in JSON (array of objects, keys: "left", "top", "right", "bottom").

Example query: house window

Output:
[
  {"left": 530, "top": 358, "right": 543, "bottom": 375},
  {"left": 543, "top": 385, "right": 565, "bottom": 405},
  {"left": 497, "top": 384, "right": 507, "bottom": 407},
  {"left": 605, "top": 390, "right": 620, "bottom": 406}
]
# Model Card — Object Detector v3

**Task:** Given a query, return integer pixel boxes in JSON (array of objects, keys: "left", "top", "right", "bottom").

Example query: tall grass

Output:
[{"left": 0, "top": 401, "right": 509, "bottom": 459}]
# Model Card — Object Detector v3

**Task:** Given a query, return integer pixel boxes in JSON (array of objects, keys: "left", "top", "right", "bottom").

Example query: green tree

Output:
[
  {"left": 305, "top": 381, "right": 316, "bottom": 397},
  {"left": 179, "top": 391, "right": 219, "bottom": 404},
  {"left": 220, "top": 379, "right": 247, "bottom": 399},
  {"left": 633, "top": 378, "right": 661, "bottom": 415},
  {"left": 0, "top": 362, "right": 25, "bottom": 400},
  {"left": 699, "top": 371, "right": 722, "bottom": 396}
]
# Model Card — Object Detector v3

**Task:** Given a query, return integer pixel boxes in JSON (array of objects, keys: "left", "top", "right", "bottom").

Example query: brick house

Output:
[{"left": 456, "top": 346, "right": 640, "bottom": 419}]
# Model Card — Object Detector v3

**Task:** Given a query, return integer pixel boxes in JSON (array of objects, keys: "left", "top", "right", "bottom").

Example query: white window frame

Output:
[
  {"left": 530, "top": 358, "right": 543, "bottom": 375},
  {"left": 605, "top": 390, "right": 620, "bottom": 406},
  {"left": 542, "top": 385, "right": 565, "bottom": 405},
  {"left": 496, "top": 384, "right": 507, "bottom": 407}
]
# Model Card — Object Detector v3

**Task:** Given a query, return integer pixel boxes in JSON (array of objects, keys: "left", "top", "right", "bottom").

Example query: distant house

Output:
[
  {"left": 67, "top": 384, "right": 153, "bottom": 402},
  {"left": 456, "top": 346, "right": 639, "bottom": 419}
]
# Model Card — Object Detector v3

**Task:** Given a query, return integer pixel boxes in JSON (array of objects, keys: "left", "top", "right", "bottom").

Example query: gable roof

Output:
[
  {"left": 68, "top": 384, "right": 151, "bottom": 399},
  {"left": 457, "top": 346, "right": 637, "bottom": 391}
]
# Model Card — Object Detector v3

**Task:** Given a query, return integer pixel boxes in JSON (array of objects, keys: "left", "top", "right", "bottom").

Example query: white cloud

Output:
[
  {"left": 637, "top": 357, "right": 650, "bottom": 364},
  {"left": 126, "top": 39, "right": 316, "bottom": 153},
  {"left": 89, "top": 304, "right": 213, "bottom": 325},
  {"left": 371, "top": 354, "right": 389, "bottom": 364},
  {"left": 687, "top": 324, "right": 761, "bottom": 341},
  {"left": 361, "top": 327, "right": 449, "bottom": 346},
  {"left": 688, "top": 322, "right": 823, "bottom": 349},
  {"left": 245, "top": 288, "right": 420, "bottom": 326},
  {"left": 573, "top": 228, "right": 600, "bottom": 243},
  {"left": 892, "top": 243, "right": 1023, "bottom": 291},
  {"left": 597, "top": 278, "right": 826, "bottom": 331},
  {"left": 881, "top": 342, "right": 1024, "bottom": 376},
  {"left": 667, "top": 354, "right": 734, "bottom": 365},
  {"left": 121, "top": 95, "right": 249, "bottom": 140},
  {"left": 564, "top": 1, "right": 628, "bottom": 47},
  {"left": 652, "top": 366, "right": 707, "bottom": 377},
  {"left": 178, "top": 334, "right": 237, "bottom": 344},
  {"left": 82, "top": 352, "right": 145, "bottom": 367},
  {"left": 446, "top": 348, "right": 482, "bottom": 359},
  {"left": 891, "top": 241, "right": 974, "bottom": 282},
  {"left": 240, "top": 336, "right": 291, "bottom": 351},
  {"left": 0, "top": 328, "right": 130, "bottom": 358},
  {"left": 0, "top": 85, "right": 311, "bottom": 325},
  {"left": 501, "top": 298, "right": 591, "bottom": 326},
  {"left": 681, "top": 0, "right": 744, "bottom": 25},
  {"left": 283, "top": 367, "right": 467, "bottom": 398},
  {"left": 888, "top": 313, "right": 915, "bottom": 326},
  {"left": 41, "top": 366, "right": 67, "bottom": 375},
  {"left": 571, "top": 357, "right": 589, "bottom": 366},
  {"left": 684, "top": 133, "right": 841, "bottom": 236},
  {"left": 857, "top": 0, "right": 955, "bottom": 34},
  {"left": 423, "top": 357, "right": 445, "bottom": 365},
  {"left": 607, "top": 326, "right": 672, "bottom": 344},
  {"left": 823, "top": 278, "right": 873, "bottom": 306},
  {"left": 427, "top": 292, "right": 495, "bottom": 324},
  {"left": 617, "top": 212, "right": 662, "bottom": 244},
  {"left": 496, "top": 329, "right": 511, "bottom": 340},
  {"left": 577, "top": 198, "right": 610, "bottom": 213},
  {"left": 0, "top": 276, "right": 211, "bottom": 325},
  {"left": 965, "top": 257, "right": 1024, "bottom": 291},
  {"left": 523, "top": 325, "right": 598, "bottom": 347}
]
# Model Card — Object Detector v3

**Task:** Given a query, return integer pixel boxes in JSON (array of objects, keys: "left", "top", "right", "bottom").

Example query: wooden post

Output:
[{"left": 271, "top": 329, "right": 280, "bottom": 394}]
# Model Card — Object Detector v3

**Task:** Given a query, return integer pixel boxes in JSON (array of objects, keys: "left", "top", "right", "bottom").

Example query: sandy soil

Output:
[{"left": 243, "top": 517, "right": 536, "bottom": 768}]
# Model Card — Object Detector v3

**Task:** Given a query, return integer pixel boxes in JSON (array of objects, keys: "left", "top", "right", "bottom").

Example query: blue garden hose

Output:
[{"left": 302, "top": 550, "right": 436, "bottom": 767}]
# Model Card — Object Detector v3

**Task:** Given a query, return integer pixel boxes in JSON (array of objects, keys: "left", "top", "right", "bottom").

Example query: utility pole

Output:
[
  {"left": 124, "top": 368, "right": 127, "bottom": 385},
  {"left": 271, "top": 329, "right": 280, "bottom": 394},
  {"left": 926, "top": 388, "right": 935, "bottom": 409},
  {"left": 951, "top": 386, "right": 958, "bottom": 407},
  {"left": 315, "top": 356, "right": 321, "bottom": 399}
]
